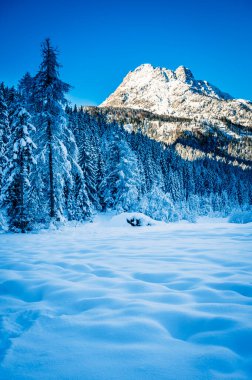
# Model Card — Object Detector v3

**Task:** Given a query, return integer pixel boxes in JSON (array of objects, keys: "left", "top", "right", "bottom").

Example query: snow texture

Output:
[{"left": 0, "top": 213, "right": 252, "bottom": 379}]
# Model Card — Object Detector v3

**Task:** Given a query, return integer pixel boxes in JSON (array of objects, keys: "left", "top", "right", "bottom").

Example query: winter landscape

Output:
[
  {"left": 0, "top": 214, "right": 252, "bottom": 379},
  {"left": 1, "top": 0, "right": 252, "bottom": 379}
]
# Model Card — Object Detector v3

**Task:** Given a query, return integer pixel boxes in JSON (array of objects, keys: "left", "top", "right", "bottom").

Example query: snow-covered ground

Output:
[{"left": 0, "top": 214, "right": 252, "bottom": 380}]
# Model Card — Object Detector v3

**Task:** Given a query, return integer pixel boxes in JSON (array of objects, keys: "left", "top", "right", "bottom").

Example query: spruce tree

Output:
[
  {"left": 0, "top": 83, "right": 9, "bottom": 189},
  {"left": 18, "top": 72, "right": 34, "bottom": 108},
  {"left": 32, "top": 38, "right": 90, "bottom": 222},
  {"left": 100, "top": 129, "right": 140, "bottom": 211},
  {"left": 0, "top": 106, "right": 36, "bottom": 232},
  {"left": 78, "top": 110, "right": 100, "bottom": 210}
]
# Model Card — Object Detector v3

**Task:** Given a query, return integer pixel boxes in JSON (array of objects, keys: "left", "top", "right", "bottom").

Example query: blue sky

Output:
[{"left": 0, "top": 0, "right": 251, "bottom": 105}]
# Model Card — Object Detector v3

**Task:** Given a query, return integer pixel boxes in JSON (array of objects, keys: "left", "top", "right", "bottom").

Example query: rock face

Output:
[{"left": 101, "top": 64, "right": 252, "bottom": 128}]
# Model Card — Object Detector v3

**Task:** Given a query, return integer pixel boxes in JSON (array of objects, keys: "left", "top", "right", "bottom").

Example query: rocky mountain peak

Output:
[
  {"left": 101, "top": 63, "right": 251, "bottom": 127},
  {"left": 175, "top": 66, "right": 194, "bottom": 83}
]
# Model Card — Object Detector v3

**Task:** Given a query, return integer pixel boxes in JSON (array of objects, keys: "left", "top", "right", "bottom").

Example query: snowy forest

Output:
[{"left": 0, "top": 39, "right": 251, "bottom": 232}]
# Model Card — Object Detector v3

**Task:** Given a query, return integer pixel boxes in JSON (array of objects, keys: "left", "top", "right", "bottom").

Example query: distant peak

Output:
[
  {"left": 101, "top": 62, "right": 241, "bottom": 114},
  {"left": 175, "top": 66, "right": 194, "bottom": 83},
  {"left": 134, "top": 63, "right": 155, "bottom": 72},
  {"left": 133, "top": 64, "right": 195, "bottom": 84}
]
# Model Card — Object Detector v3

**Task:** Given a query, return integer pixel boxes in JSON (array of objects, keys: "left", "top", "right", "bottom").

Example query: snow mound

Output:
[
  {"left": 109, "top": 212, "right": 161, "bottom": 227},
  {"left": 229, "top": 211, "right": 252, "bottom": 224}
]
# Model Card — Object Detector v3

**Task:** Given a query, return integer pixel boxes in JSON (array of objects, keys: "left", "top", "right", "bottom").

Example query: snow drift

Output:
[{"left": 0, "top": 214, "right": 251, "bottom": 379}]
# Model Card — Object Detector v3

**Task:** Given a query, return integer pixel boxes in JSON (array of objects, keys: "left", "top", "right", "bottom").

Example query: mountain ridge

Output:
[{"left": 100, "top": 64, "right": 252, "bottom": 128}]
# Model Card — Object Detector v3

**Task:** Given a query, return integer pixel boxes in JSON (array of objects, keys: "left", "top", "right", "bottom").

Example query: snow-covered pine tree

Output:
[
  {"left": 18, "top": 72, "right": 34, "bottom": 110},
  {"left": 100, "top": 128, "right": 140, "bottom": 212},
  {"left": 67, "top": 169, "right": 92, "bottom": 222},
  {"left": 5, "top": 87, "right": 19, "bottom": 123},
  {"left": 114, "top": 138, "right": 140, "bottom": 212},
  {"left": 99, "top": 127, "right": 120, "bottom": 210},
  {"left": 128, "top": 132, "right": 147, "bottom": 197},
  {"left": 0, "top": 83, "right": 10, "bottom": 189},
  {"left": 31, "top": 38, "right": 91, "bottom": 222},
  {"left": 77, "top": 110, "right": 100, "bottom": 210},
  {"left": 0, "top": 106, "right": 36, "bottom": 232},
  {"left": 67, "top": 105, "right": 79, "bottom": 137},
  {"left": 140, "top": 184, "right": 177, "bottom": 222},
  {"left": 140, "top": 138, "right": 157, "bottom": 193}
]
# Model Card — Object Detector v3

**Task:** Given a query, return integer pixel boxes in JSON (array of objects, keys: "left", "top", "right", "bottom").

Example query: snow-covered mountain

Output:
[{"left": 101, "top": 64, "right": 252, "bottom": 128}]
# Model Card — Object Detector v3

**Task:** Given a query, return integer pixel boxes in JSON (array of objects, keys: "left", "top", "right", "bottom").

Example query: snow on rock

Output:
[
  {"left": 109, "top": 212, "right": 160, "bottom": 227},
  {"left": 123, "top": 123, "right": 133, "bottom": 133},
  {"left": 0, "top": 216, "right": 252, "bottom": 379},
  {"left": 101, "top": 64, "right": 252, "bottom": 127}
]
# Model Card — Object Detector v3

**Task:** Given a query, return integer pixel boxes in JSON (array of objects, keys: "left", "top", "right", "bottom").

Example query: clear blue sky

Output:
[{"left": 0, "top": 0, "right": 251, "bottom": 105}]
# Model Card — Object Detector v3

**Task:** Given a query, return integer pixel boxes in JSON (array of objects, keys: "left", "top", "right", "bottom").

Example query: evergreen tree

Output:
[
  {"left": 114, "top": 138, "right": 140, "bottom": 211},
  {"left": 77, "top": 110, "right": 100, "bottom": 210},
  {"left": 18, "top": 72, "right": 34, "bottom": 109},
  {"left": 0, "top": 106, "right": 36, "bottom": 232},
  {"left": 140, "top": 185, "right": 177, "bottom": 222},
  {"left": 0, "top": 83, "right": 9, "bottom": 188},
  {"left": 100, "top": 129, "right": 140, "bottom": 211},
  {"left": 31, "top": 38, "right": 90, "bottom": 221}
]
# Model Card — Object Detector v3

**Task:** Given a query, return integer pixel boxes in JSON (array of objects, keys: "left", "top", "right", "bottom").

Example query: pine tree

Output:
[
  {"left": 0, "top": 106, "right": 36, "bottom": 232},
  {"left": 18, "top": 72, "right": 34, "bottom": 106},
  {"left": 100, "top": 129, "right": 140, "bottom": 211},
  {"left": 0, "top": 83, "right": 9, "bottom": 189},
  {"left": 77, "top": 110, "right": 100, "bottom": 210},
  {"left": 31, "top": 38, "right": 90, "bottom": 222},
  {"left": 114, "top": 138, "right": 140, "bottom": 211},
  {"left": 140, "top": 184, "right": 177, "bottom": 222}
]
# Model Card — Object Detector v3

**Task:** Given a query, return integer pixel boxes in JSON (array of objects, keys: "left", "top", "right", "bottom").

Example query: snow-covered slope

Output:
[
  {"left": 0, "top": 214, "right": 252, "bottom": 379},
  {"left": 101, "top": 64, "right": 252, "bottom": 127},
  {"left": 87, "top": 106, "right": 252, "bottom": 169}
]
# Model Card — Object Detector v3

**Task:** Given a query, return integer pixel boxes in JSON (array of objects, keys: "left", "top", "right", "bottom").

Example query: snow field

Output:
[{"left": 0, "top": 214, "right": 252, "bottom": 379}]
